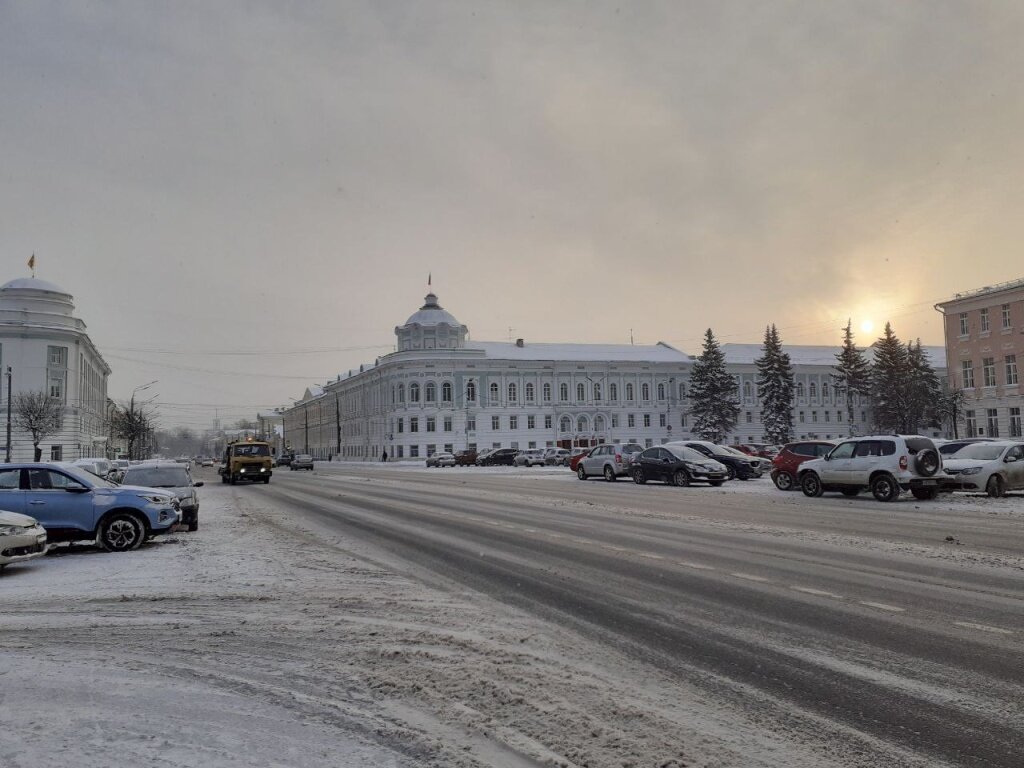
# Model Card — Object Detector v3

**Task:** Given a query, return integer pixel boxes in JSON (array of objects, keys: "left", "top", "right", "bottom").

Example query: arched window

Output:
[
  {"left": 409, "top": 383, "right": 420, "bottom": 403},
  {"left": 425, "top": 382, "right": 436, "bottom": 402},
  {"left": 657, "top": 383, "right": 666, "bottom": 400},
  {"left": 397, "top": 384, "right": 405, "bottom": 403},
  {"left": 809, "top": 382, "right": 817, "bottom": 400},
  {"left": 543, "top": 383, "right": 552, "bottom": 402},
  {"left": 678, "top": 382, "right": 686, "bottom": 399},
  {"left": 743, "top": 381, "right": 753, "bottom": 401},
  {"left": 466, "top": 381, "right": 476, "bottom": 402},
  {"left": 441, "top": 382, "right": 453, "bottom": 402},
  {"left": 525, "top": 382, "right": 535, "bottom": 401},
  {"left": 609, "top": 383, "right": 618, "bottom": 401},
  {"left": 641, "top": 383, "right": 650, "bottom": 401},
  {"left": 560, "top": 383, "right": 569, "bottom": 401},
  {"left": 489, "top": 382, "right": 499, "bottom": 403},
  {"left": 576, "top": 383, "right": 585, "bottom": 401},
  {"left": 626, "top": 383, "right": 634, "bottom": 401},
  {"left": 560, "top": 416, "right": 572, "bottom": 433},
  {"left": 508, "top": 382, "right": 518, "bottom": 402},
  {"left": 796, "top": 382, "right": 805, "bottom": 398},
  {"left": 577, "top": 415, "right": 589, "bottom": 433},
  {"left": 593, "top": 383, "right": 602, "bottom": 400},
  {"left": 821, "top": 383, "right": 829, "bottom": 401},
  {"left": 594, "top": 414, "right": 606, "bottom": 432}
]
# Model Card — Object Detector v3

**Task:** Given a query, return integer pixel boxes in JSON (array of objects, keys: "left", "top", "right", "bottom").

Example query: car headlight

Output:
[
  {"left": 138, "top": 494, "right": 173, "bottom": 504},
  {"left": 960, "top": 467, "right": 983, "bottom": 475},
  {"left": 0, "top": 524, "right": 28, "bottom": 536}
]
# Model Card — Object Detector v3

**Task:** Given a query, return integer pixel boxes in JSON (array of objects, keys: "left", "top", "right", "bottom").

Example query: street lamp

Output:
[{"left": 5, "top": 366, "right": 12, "bottom": 463}]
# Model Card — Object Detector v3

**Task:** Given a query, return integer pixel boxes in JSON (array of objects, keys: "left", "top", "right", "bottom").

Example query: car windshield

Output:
[
  {"left": 666, "top": 446, "right": 707, "bottom": 462},
  {"left": 233, "top": 444, "right": 270, "bottom": 457},
  {"left": 123, "top": 467, "right": 190, "bottom": 487},
  {"left": 955, "top": 444, "right": 1008, "bottom": 461}
]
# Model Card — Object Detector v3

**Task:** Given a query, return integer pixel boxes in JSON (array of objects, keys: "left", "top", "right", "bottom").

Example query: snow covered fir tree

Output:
[
  {"left": 831, "top": 320, "right": 872, "bottom": 435},
  {"left": 754, "top": 325, "right": 795, "bottom": 445},
  {"left": 688, "top": 329, "right": 740, "bottom": 443}
]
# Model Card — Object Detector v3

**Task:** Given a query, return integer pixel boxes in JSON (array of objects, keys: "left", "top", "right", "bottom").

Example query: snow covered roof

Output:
[
  {"left": 468, "top": 341, "right": 690, "bottom": 363},
  {"left": 402, "top": 293, "right": 463, "bottom": 328},
  {"left": 0, "top": 277, "right": 69, "bottom": 295},
  {"left": 721, "top": 343, "right": 947, "bottom": 368}
]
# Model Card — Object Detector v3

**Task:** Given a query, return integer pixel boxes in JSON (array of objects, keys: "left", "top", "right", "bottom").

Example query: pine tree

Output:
[
  {"left": 870, "top": 322, "right": 909, "bottom": 433},
  {"left": 755, "top": 324, "right": 794, "bottom": 444},
  {"left": 831, "top": 320, "right": 872, "bottom": 435},
  {"left": 905, "top": 339, "right": 942, "bottom": 433},
  {"left": 689, "top": 329, "right": 740, "bottom": 443}
]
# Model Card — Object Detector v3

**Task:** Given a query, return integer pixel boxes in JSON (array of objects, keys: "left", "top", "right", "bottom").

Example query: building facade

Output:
[
  {"left": 0, "top": 277, "right": 112, "bottom": 460},
  {"left": 283, "top": 291, "right": 947, "bottom": 460},
  {"left": 935, "top": 278, "right": 1024, "bottom": 438}
]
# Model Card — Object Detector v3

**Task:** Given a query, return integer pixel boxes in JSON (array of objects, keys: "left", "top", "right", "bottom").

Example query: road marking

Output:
[
  {"left": 791, "top": 586, "right": 842, "bottom": 599},
  {"left": 602, "top": 545, "right": 627, "bottom": 552},
  {"left": 640, "top": 553, "right": 664, "bottom": 560},
  {"left": 954, "top": 621, "right": 1014, "bottom": 635},
  {"left": 860, "top": 601, "right": 905, "bottom": 612},
  {"left": 731, "top": 572, "right": 769, "bottom": 583},
  {"left": 676, "top": 561, "right": 714, "bottom": 570}
]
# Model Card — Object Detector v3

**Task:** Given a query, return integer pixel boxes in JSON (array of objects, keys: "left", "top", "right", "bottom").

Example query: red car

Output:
[
  {"left": 568, "top": 447, "right": 592, "bottom": 472},
  {"left": 770, "top": 441, "right": 835, "bottom": 491},
  {"left": 732, "top": 443, "right": 781, "bottom": 459}
]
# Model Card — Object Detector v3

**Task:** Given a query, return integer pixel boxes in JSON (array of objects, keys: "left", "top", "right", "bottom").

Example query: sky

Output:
[{"left": 2, "top": 1, "right": 1023, "bottom": 430}]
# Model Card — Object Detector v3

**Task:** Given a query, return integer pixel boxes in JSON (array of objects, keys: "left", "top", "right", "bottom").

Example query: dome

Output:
[
  {"left": 0, "top": 277, "right": 70, "bottom": 295},
  {"left": 403, "top": 292, "right": 461, "bottom": 327}
]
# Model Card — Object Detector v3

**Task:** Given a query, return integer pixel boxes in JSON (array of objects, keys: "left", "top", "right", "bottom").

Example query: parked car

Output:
[
  {"left": 942, "top": 441, "right": 1024, "bottom": 497},
  {"left": 474, "top": 448, "right": 497, "bottom": 466},
  {"left": 770, "top": 440, "right": 836, "bottom": 490},
  {"left": 567, "top": 447, "right": 591, "bottom": 472},
  {"left": 0, "top": 509, "right": 47, "bottom": 572},
  {"left": 631, "top": 445, "right": 728, "bottom": 487},
  {"left": 454, "top": 449, "right": 478, "bottom": 466},
  {"left": 276, "top": 453, "right": 295, "bottom": 467},
  {"left": 798, "top": 435, "right": 944, "bottom": 502},
  {"left": 731, "top": 443, "right": 780, "bottom": 459},
  {"left": 290, "top": 454, "right": 315, "bottom": 471},
  {"left": 513, "top": 448, "right": 547, "bottom": 467},
  {"left": 0, "top": 463, "right": 180, "bottom": 552},
  {"left": 426, "top": 452, "right": 456, "bottom": 468},
  {"left": 543, "top": 448, "right": 571, "bottom": 466},
  {"left": 936, "top": 437, "right": 996, "bottom": 457},
  {"left": 479, "top": 448, "right": 519, "bottom": 466},
  {"left": 71, "top": 458, "right": 117, "bottom": 482},
  {"left": 120, "top": 462, "right": 204, "bottom": 532},
  {"left": 577, "top": 443, "right": 643, "bottom": 481},
  {"left": 669, "top": 441, "right": 761, "bottom": 480},
  {"left": 720, "top": 446, "right": 767, "bottom": 477}
]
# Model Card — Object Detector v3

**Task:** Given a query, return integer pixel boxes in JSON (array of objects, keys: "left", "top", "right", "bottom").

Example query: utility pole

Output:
[{"left": 5, "top": 366, "right": 12, "bottom": 463}]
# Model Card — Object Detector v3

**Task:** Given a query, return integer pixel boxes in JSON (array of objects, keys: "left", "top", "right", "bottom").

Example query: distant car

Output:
[
  {"left": 567, "top": 448, "right": 591, "bottom": 472},
  {"left": 426, "top": 452, "right": 456, "bottom": 468},
  {"left": 513, "top": 449, "right": 546, "bottom": 467},
  {"left": 631, "top": 445, "right": 728, "bottom": 486},
  {"left": 770, "top": 440, "right": 836, "bottom": 491},
  {"left": 719, "top": 446, "right": 767, "bottom": 477},
  {"left": 942, "top": 441, "right": 1024, "bottom": 497},
  {"left": 454, "top": 449, "right": 478, "bottom": 466},
  {"left": 543, "top": 448, "right": 571, "bottom": 466},
  {"left": 937, "top": 437, "right": 997, "bottom": 457},
  {"left": 71, "top": 458, "right": 117, "bottom": 482},
  {"left": 0, "top": 509, "right": 47, "bottom": 572},
  {"left": 200, "top": 457, "right": 215, "bottom": 468},
  {"left": 0, "top": 463, "right": 180, "bottom": 551},
  {"left": 120, "top": 462, "right": 204, "bottom": 532},
  {"left": 479, "top": 448, "right": 519, "bottom": 466},
  {"left": 276, "top": 454, "right": 294, "bottom": 467},
  {"left": 474, "top": 448, "right": 496, "bottom": 466},
  {"left": 669, "top": 441, "right": 761, "bottom": 480},
  {"left": 731, "top": 443, "right": 780, "bottom": 459},
  {"left": 290, "top": 455, "right": 314, "bottom": 471},
  {"left": 577, "top": 443, "right": 643, "bottom": 481}
]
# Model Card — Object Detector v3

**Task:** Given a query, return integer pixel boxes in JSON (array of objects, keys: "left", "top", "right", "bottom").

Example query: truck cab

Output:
[{"left": 219, "top": 440, "right": 273, "bottom": 485}]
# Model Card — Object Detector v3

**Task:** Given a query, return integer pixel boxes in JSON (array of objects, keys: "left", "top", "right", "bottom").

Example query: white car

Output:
[
  {"left": 513, "top": 448, "right": 546, "bottom": 467},
  {"left": 426, "top": 452, "right": 456, "bottom": 468},
  {"left": 0, "top": 510, "right": 47, "bottom": 573},
  {"left": 942, "top": 441, "right": 1024, "bottom": 497}
]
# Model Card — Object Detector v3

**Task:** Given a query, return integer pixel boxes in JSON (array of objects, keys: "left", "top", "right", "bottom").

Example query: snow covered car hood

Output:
[
  {"left": 0, "top": 509, "right": 39, "bottom": 528},
  {"left": 105, "top": 484, "right": 178, "bottom": 499},
  {"left": 943, "top": 458, "right": 999, "bottom": 471}
]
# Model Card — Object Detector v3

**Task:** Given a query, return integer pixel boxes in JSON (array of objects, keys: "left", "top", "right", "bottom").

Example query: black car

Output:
[
  {"left": 276, "top": 453, "right": 294, "bottom": 467},
  {"left": 479, "top": 448, "right": 519, "bottom": 466},
  {"left": 672, "top": 441, "right": 760, "bottom": 480},
  {"left": 631, "top": 445, "right": 728, "bottom": 487},
  {"left": 938, "top": 438, "right": 995, "bottom": 456}
]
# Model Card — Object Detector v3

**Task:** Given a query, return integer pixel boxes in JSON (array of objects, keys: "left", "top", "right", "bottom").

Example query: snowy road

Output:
[{"left": 2, "top": 463, "right": 1022, "bottom": 767}]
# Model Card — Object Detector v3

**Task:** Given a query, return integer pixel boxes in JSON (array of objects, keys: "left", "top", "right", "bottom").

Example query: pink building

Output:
[{"left": 935, "top": 279, "right": 1024, "bottom": 438}]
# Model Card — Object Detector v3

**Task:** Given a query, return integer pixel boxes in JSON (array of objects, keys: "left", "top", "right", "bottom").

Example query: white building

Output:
[
  {"left": 283, "top": 291, "right": 947, "bottom": 460},
  {"left": 0, "top": 277, "right": 111, "bottom": 461}
]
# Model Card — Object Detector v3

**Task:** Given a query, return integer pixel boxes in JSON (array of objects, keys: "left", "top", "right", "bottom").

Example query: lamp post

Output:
[
  {"left": 5, "top": 366, "right": 12, "bottom": 463},
  {"left": 127, "top": 380, "right": 157, "bottom": 460}
]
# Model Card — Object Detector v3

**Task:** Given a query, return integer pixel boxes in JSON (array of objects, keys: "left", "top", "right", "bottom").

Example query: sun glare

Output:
[{"left": 860, "top": 319, "right": 875, "bottom": 334}]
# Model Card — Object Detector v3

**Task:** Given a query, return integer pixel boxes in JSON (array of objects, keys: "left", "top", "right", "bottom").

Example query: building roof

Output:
[
  {"left": 0, "top": 277, "right": 69, "bottom": 295},
  {"left": 721, "top": 343, "right": 947, "bottom": 368},
  {"left": 402, "top": 292, "right": 462, "bottom": 328},
  {"left": 468, "top": 341, "right": 690, "bottom": 363}
]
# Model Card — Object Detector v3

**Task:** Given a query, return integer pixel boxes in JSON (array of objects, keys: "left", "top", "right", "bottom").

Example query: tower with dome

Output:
[{"left": 0, "top": 275, "right": 112, "bottom": 461}]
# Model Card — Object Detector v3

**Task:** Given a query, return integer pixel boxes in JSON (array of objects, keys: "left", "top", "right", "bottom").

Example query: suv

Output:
[
  {"left": 0, "top": 463, "right": 180, "bottom": 552},
  {"left": 479, "top": 448, "right": 519, "bottom": 466},
  {"left": 543, "top": 448, "right": 570, "bottom": 466},
  {"left": 770, "top": 440, "right": 836, "bottom": 491},
  {"left": 121, "top": 462, "right": 204, "bottom": 532},
  {"left": 798, "top": 435, "right": 944, "bottom": 502},
  {"left": 513, "top": 449, "right": 547, "bottom": 467},
  {"left": 577, "top": 443, "right": 643, "bottom": 481}
]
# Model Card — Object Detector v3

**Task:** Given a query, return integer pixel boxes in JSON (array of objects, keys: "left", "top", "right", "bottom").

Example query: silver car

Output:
[
  {"left": 426, "top": 452, "right": 456, "bottom": 468},
  {"left": 0, "top": 510, "right": 47, "bottom": 572},
  {"left": 543, "top": 448, "right": 571, "bottom": 466},
  {"left": 120, "top": 462, "right": 204, "bottom": 532},
  {"left": 513, "top": 449, "right": 546, "bottom": 467},
  {"left": 577, "top": 443, "right": 643, "bottom": 481}
]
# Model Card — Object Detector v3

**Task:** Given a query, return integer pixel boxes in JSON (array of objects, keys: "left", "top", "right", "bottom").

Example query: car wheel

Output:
[
  {"left": 914, "top": 449, "right": 940, "bottom": 477},
  {"left": 725, "top": 465, "right": 736, "bottom": 481},
  {"left": 221, "top": 474, "right": 228, "bottom": 484},
  {"left": 263, "top": 477, "right": 271, "bottom": 484},
  {"left": 577, "top": 466, "right": 587, "bottom": 481},
  {"left": 673, "top": 469, "right": 691, "bottom": 487},
  {"left": 230, "top": 475, "right": 237, "bottom": 485},
  {"left": 632, "top": 468, "right": 646, "bottom": 484},
  {"left": 871, "top": 474, "right": 899, "bottom": 502},
  {"left": 98, "top": 513, "right": 145, "bottom": 552},
  {"left": 773, "top": 471, "right": 794, "bottom": 491},
  {"left": 801, "top": 472, "right": 823, "bottom": 497},
  {"left": 986, "top": 475, "right": 1005, "bottom": 498},
  {"left": 911, "top": 488, "right": 939, "bottom": 501},
  {"left": 603, "top": 465, "right": 616, "bottom": 482}
]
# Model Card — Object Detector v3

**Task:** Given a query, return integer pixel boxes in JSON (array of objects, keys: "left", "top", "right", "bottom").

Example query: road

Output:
[{"left": 260, "top": 463, "right": 1024, "bottom": 767}]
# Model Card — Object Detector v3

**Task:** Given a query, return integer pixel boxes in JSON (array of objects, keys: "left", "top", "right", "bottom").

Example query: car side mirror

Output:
[
  {"left": 65, "top": 486, "right": 90, "bottom": 494},
  {"left": 1006, "top": 456, "right": 1018, "bottom": 463},
  {"left": 194, "top": 481, "right": 205, "bottom": 487},
  {"left": 823, "top": 454, "right": 831, "bottom": 461}
]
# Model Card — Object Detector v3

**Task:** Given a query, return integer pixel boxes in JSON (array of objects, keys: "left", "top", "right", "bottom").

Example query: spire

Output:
[{"left": 428, "top": 272, "right": 432, "bottom": 287}]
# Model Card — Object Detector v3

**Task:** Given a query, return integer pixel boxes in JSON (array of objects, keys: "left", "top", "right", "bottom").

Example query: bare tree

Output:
[
  {"left": 111, "top": 402, "right": 157, "bottom": 461},
  {"left": 13, "top": 390, "right": 64, "bottom": 462}
]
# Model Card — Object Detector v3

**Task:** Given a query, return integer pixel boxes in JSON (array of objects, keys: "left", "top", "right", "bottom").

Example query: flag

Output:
[
  {"left": 28, "top": 254, "right": 35, "bottom": 270},
  {"left": 428, "top": 272, "right": 431, "bottom": 287}
]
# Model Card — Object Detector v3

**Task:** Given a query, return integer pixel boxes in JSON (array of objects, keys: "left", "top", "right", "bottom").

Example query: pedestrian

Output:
[
  {"left": 381, "top": 450, "right": 388, "bottom": 463},
  {"left": 328, "top": 453, "right": 332, "bottom": 462}
]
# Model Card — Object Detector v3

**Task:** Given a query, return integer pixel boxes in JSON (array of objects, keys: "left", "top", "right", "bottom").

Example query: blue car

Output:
[{"left": 0, "top": 463, "right": 180, "bottom": 552}]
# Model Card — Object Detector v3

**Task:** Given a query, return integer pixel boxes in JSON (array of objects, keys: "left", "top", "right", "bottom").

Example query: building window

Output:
[
  {"left": 641, "top": 383, "right": 650, "bottom": 401},
  {"left": 796, "top": 382, "right": 804, "bottom": 399},
  {"left": 626, "top": 383, "right": 634, "bottom": 401},
  {"left": 410, "top": 383, "right": 420, "bottom": 402},
  {"left": 627, "top": 414, "right": 635, "bottom": 428},
  {"left": 824, "top": 411, "right": 831, "bottom": 422},
  {"left": 576, "top": 383, "right": 585, "bottom": 402},
  {"left": 525, "top": 383, "right": 535, "bottom": 402},
  {"left": 543, "top": 383, "right": 551, "bottom": 402},
  {"left": 577, "top": 416, "right": 588, "bottom": 433},
  {"left": 443, "top": 417, "right": 452, "bottom": 432},
  {"left": 559, "top": 416, "right": 571, "bottom": 433},
  {"left": 491, "top": 415, "right": 500, "bottom": 430},
  {"left": 593, "top": 383, "right": 602, "bottom": 401},
  {"left": 659, "top": 413, "right": 667, "bottom": 427},
  {"left": 643, "top": 414, "right": 651, "bottom": 428},
  {"left": 965, "top": 410, "right": 977, "bottom": 437},
  {"left": 425, "top": 382, "right": 436, "bottom": 402},
  {"left": 611, "top": 414, "right": 619, "bottom": 428},
  {"left": 410, "top": 417, "right": 419, "bottom": 433},
  {"left": 821, "top": 383, "right": 830, "bottom": 401},
  {"left": 527, "top": 415, "right": 535, "bottom": 429},
  {"left": 959, "top": 312, "right": 969, "bottom": 336},
  {"left": 444, "top": 443, "right": 453, "bottom": 453},
  {"left": 48, "top": 346, "right": 67, "bottom": 367},
  {"left": 490, "top": 382, "right": 500, "bottom": 404},
  {"left": 678, "top": 382, "right": 685, "bottom": 399},
  {"left": 396, "top": 446, "right": 404, "bottom": 458},
  {"left": 745, "top": 411, "right": 752, "bottom": 423},
  {"left": 397, "top": 384, "right": 405, "bottom": 403},
  {"left": 987, "top": 408, "right": 999, "bottom": 437},
  {"left": 507, "top": 383, "right": 517, "bottom": 402},
  {"left": 1006, "top": 355, "right": 1018, "bottom": 386},
  {"left": 510, "top": 416, "right": 518, "bottom": 430},
  {"left": 466, "top": 381, "right": 476, "bottom": 402},
  {"left": 609, "top": 383, "right": 618, "bottom": 401},
  {"left": 426, "top": 444, "right": 436, "bottom": 457},
  {"left": 559, "top": 383, "right": 569, "bottom": 402},
  {"left": 441, "top": 382, "right": 453, "bottom": 402},
  {"left": 980, "top": 308, "right": 991, "bottom": 332},
  {"left": 50, "top": 445, "right": 62, "bottom": 461},
  {"left": 742, "top": 381, "right": 752, "bottom": 402},
  {"left": 1010, "top": 407, "right": 1022, "bottom": 437},
  {"left": 48, "top": 375, "right": 65, "bottom": 401},
  {"left": 812, "top": 411, "right": 818, "bottom": 423},
  {"left": 544, "top": 415, "right": 552, "bottom": 429},
  {"left": 799, "top": 411, "right": 805, "bottom": 422},
  {"left": 1003, "top": 303, "right": 1012, "bottom": 329},
  {"left": 410, "top": 445, "right": 419, "bottom": 458},
  {"left": 983, "top": 357, "right": 996, "bottom": 387},
  {"left": 809, "top": 382, "right": 817, "bottom": 401},
  {"left": 657, "top": 383, "right": 666, "bottom": 400},
  {"left": 397, "top": 418, "right": 404, "bottom": 434},
  {"left": 962, "top": 360, "right": 975, "bottom": 389},
  {"left": 467, "top": 416, "right": 476, "bottom": 431}
]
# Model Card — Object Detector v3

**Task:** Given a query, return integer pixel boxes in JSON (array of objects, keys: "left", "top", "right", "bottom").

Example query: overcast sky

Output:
[{"left": 2, "top": 1, "right": 1023, "bottom": 430}]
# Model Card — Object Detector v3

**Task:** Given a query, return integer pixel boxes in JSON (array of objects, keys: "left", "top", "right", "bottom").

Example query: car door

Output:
[
  {"left": 582, "top": 447, "right": 603, "bottom": 475},
  {"left": 820, "top": 441, "right": 857, "bottom": 485},
  {"left": 655, "top": 448, "right": 676, "bottom": 482},
  {"left": 24, "top": 469, "right": 97, "bottom": 534},
  {"left": 1004, "top": 445, "right": 1024, "bottom": 490},
  {"left": 0, "top": 467, "right": 25, "bottom": 514}
]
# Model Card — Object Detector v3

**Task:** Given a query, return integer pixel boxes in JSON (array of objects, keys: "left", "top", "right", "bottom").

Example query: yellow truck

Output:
[{"left": 219, "top": 440, "right": 273, "bottom": 485}]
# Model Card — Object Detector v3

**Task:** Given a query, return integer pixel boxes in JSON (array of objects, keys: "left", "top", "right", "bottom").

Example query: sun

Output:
[{"left": 860, "top": 319, "right": 875, "bottom": 334}]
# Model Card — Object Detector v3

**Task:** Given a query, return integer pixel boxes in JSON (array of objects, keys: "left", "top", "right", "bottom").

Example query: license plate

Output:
[{"left": 920, "top": 479, "right": 937, "bottom": 486}]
